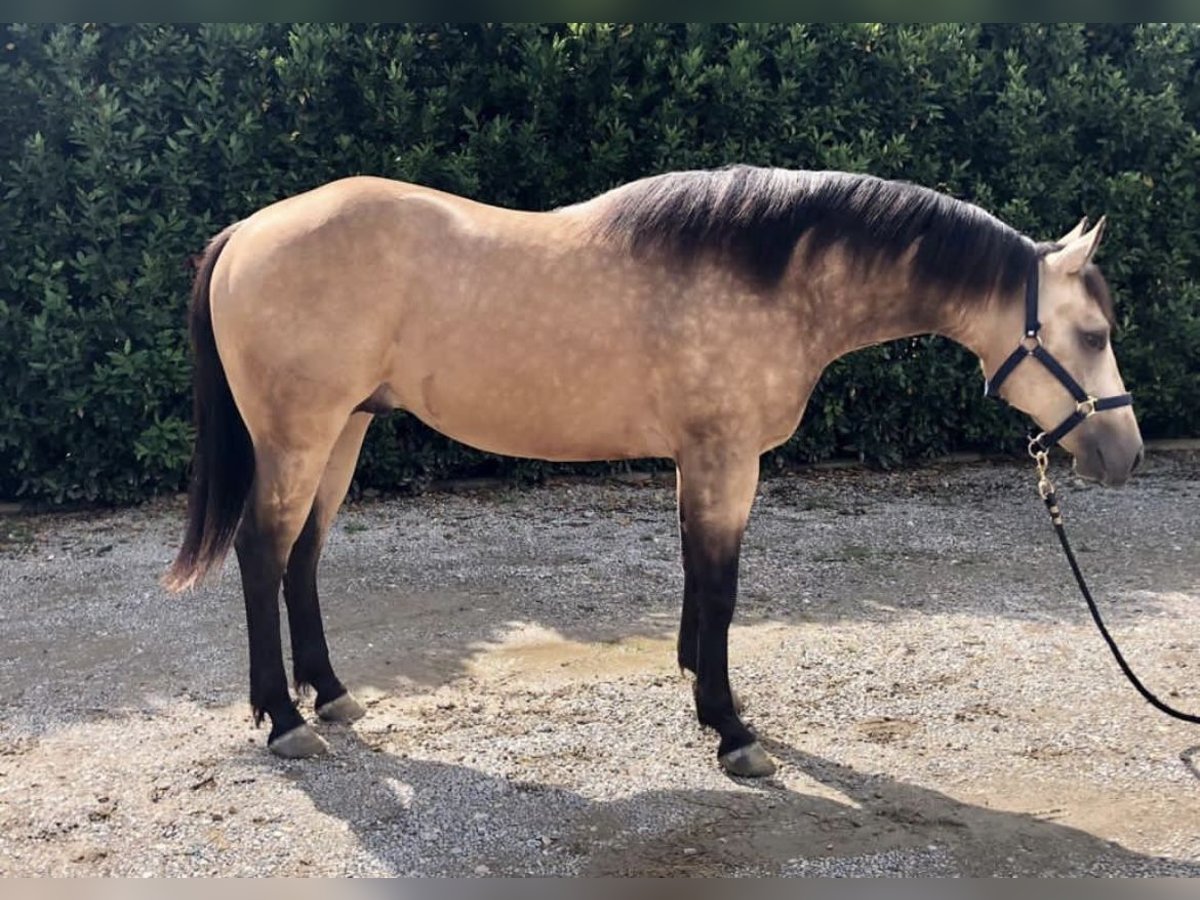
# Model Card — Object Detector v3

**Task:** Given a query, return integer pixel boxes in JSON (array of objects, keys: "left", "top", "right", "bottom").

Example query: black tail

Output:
[{"left": 163, "top": 226, "right": 254, "bottom": 592}]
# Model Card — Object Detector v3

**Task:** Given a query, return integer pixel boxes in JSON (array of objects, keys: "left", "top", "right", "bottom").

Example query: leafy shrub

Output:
[{"left": 2, "top": 23, "right": 1198, "bottom": 503}]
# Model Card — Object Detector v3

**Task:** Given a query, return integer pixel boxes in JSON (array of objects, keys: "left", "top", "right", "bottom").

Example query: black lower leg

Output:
[
  {"left": 235, "top": 515, "right": 305, "bottom": 742},
  {"left": 283, "top": 506, "right": 347, "bottom": 708},
  {"left": 692, "top": 539, "right": 756, "bottom": 758},
  {"left": 677, "top": 501, "right": 699, "bottom": 674}
]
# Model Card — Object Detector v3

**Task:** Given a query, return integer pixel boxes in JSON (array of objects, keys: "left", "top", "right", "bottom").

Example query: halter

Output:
[
  {"left": 987, "top": 253, "right": 1198, "bottom": 728},
  {"left": 983, "top": 254, "right": 1132, "bottom": 456}
]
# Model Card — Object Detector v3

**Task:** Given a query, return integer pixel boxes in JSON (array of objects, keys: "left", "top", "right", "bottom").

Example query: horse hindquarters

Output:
[{"left": 168, "top": 221, "right": 374, "bottom": 756}]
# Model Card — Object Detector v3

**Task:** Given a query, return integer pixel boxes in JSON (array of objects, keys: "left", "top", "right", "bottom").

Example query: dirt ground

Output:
[{"left": 1, "top": 453, "right": 1199, "bottom": 876}]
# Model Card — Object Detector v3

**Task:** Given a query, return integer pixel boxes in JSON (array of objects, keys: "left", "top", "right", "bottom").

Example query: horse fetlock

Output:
[
  {"left": 694, "top": 687, "right": 745, "bottom": 730},
  {"left": 256, "top": 695, "right": 306, "bottom": 740},
  {"left": 294, "top": 667, "right": 344, "bottom": 705}
]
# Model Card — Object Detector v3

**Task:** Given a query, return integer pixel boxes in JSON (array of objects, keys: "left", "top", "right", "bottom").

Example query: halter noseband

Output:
[{"left": 983, "top": 254, "right": 1132, "bottom": 454}]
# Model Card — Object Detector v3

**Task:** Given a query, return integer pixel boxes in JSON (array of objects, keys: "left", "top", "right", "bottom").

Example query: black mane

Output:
[{"left": 591, "top": 165, "right": 1036, "bottom": 295}]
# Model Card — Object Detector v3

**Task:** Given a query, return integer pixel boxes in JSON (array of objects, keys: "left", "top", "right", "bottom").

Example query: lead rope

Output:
[{"left": 1033, "top": 448, "right": 1200, "bottom": 724}]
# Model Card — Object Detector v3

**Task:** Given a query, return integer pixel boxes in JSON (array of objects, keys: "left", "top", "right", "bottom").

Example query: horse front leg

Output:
[
  {"left": 676, "top": 470, "right": 745, "bottom": 715},
  {"left": 675, "top": 466, "right": 700, "bottom": 674},
  {"left": 676, "top": 445, "right": 775, "bottom": 777}
]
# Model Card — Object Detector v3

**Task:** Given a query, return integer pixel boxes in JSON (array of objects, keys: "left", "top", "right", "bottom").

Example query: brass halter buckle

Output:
[{"left": 1076, "top": 396, "right": 1099, "bottom": 417}]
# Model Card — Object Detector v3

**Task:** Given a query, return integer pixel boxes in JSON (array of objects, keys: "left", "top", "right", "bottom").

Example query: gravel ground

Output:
[{"left": 1, "top": 453, "right": 1198, "bottom": 877}]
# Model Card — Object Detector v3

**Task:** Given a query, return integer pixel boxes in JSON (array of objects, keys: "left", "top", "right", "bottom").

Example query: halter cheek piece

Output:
[{"left": 983, "top": 256, "right": 1132, "bottom": 454}]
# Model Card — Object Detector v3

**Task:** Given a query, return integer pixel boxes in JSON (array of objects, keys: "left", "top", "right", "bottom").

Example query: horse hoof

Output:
[
  {"left": 317, "top": 692, "right": 366, "bottom": 723},
  {"left": 719, "top": 741, "right": 776, "bottom": 778},
  {"left": 269, "top": 723, "right": 330, "bottom": 758}
]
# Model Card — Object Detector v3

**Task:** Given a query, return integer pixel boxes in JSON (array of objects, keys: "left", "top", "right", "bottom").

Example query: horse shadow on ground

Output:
[{"left": 265, "top": 727, "right": 1200, "bottom": 877}]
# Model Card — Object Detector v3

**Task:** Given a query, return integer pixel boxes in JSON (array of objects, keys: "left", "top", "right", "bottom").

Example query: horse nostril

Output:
[{"left": 1131, "top": 445, "right": 1145, "bottom": 473}]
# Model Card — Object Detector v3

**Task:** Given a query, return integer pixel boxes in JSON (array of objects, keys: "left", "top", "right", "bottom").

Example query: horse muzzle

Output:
[{"left": 1069, "top": 417, "right": 1144, "bottom": 487}]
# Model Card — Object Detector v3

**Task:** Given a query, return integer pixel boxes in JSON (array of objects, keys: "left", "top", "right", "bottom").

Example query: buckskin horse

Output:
[{"left": 164, "top": 166, "right": 1143, "bottom": 777}]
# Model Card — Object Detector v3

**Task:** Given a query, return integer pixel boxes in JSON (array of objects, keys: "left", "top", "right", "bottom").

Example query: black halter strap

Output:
[{"left": 984, "top": 254, "right": 1132, "bottom": 451}]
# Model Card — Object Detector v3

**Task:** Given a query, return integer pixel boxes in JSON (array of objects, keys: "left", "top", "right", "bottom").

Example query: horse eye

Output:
[{"left": 1081, "top": 331, "right": 1108, "bottom": 352}]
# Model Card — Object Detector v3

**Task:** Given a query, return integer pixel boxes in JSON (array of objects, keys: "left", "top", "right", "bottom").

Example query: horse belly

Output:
[{"left": 394, "top": 361, "right": 669, "bottom": 462}]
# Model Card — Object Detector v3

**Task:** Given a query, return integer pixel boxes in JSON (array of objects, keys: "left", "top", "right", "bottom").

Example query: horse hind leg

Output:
[
  {"left": 283, "top": 412, "right": 373, "bottom": 725},
  {"left": 235, "top": 433, "right": 342, "bottom": 759}
]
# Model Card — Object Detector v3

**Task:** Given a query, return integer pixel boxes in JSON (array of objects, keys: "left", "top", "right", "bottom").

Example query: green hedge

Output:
[{"left": 2, "top": 23, "right": 1199, "bottom": 503}]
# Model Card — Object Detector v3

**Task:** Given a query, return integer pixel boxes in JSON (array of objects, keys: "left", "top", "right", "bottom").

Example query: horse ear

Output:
[
  {"left": 1045, "top": 216, "right": 1106, "bottom": 275},
  {"left": 1057, "top": 217, "right": 1088, "bottom": 245}
]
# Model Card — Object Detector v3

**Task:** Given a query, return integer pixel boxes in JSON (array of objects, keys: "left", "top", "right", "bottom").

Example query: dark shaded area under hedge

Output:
[{"left": 2, "top": 23, "right": 1198, "bottom": 503}]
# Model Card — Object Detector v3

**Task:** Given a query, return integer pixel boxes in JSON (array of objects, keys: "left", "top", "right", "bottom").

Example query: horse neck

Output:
[{"left": 801, "top": 254, "right": 1004, "bottom": 368}]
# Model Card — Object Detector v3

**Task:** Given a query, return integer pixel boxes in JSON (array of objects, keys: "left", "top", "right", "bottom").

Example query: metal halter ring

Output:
[{"left": 1076, "top": 396, "right": 1098, "bottom": 417}]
